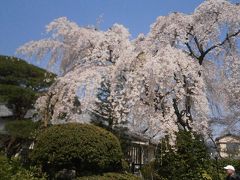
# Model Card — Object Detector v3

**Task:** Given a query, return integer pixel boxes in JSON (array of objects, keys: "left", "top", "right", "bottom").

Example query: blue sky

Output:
[{"left": 0, "top": 0, "right": 239, "bottom": 58}]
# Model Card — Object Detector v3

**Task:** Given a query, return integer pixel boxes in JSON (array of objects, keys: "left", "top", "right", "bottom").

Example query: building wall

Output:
[
  {"left": 126, "top": 142, "right": 156, "bottom": 165},
  {"left": 0, "top": 104, "right": 14, "bottom": 133},
  {"left": 217, "top": 135, "right": 240, "bottom": 159}
]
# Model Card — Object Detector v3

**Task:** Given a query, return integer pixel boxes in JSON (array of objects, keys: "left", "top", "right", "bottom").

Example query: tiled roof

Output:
[{"left": 0, "top": 104, "right": 13, "bottom": 117}]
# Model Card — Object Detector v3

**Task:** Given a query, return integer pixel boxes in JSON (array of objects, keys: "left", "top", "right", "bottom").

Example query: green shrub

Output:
[
  {"left": 77, "top": 172, "right": 140, "bottom": 180},
  {"left": 0, "top": 153, "right": 46, "bottom": 180},
  {"left": 0, "top": 154, "right": 14, "bottom": 180},
  {"left": 121, "top": 159, "right": 130, "bottom": 172},
  {"left": 154, "top": 130, "right": 211, "bottom": 180},
  {"left": 30, "top": 123, "right": 123, "bottom": 176},
  {"left": 141, "top": 161, "right": 161, "bottom": 180},
  {"left": 207, "top": 158, "right": 240, "bottom": 179},
  {"left": 217, "top": 158, "right": 240, "bottom": 173}
]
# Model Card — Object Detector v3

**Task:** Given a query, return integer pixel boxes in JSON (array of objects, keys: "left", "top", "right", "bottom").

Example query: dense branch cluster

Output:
[{"left": 17, "top": 0, "right": 240, "bottom": 144}]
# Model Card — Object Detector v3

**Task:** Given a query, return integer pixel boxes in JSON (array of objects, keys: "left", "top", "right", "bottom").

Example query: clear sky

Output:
[{"left": 0, "top": 0, "right": 239, "bottom": 58}]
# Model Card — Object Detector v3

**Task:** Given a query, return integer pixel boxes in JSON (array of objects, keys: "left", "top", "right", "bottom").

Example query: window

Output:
[{"left": 226, "top": 142, "right": 240, "bottom": 157}]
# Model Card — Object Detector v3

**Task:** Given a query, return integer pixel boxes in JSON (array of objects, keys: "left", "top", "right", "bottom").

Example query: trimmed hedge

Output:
[
  {"left": 30, "top": 123, "right": 123, "bottom": 176},
  {"left": 77, "top": 172, "right": 140, "bottom": 180}
]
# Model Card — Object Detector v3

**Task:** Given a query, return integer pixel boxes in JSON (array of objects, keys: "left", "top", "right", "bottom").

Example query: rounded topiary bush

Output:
[{"left": 30, "top": 123, "right": 123, "bottom": 176}]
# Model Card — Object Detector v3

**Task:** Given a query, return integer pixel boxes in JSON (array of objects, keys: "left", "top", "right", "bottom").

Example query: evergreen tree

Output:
[
  {"left": 155, "top": 131, "right": 211, "bottom": 180},
  {"left": 90, "top": 80, "right": 116, "bottom": 130},
  {"left": 0, "top": 55, "right": 55, "bottom": 119}
]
